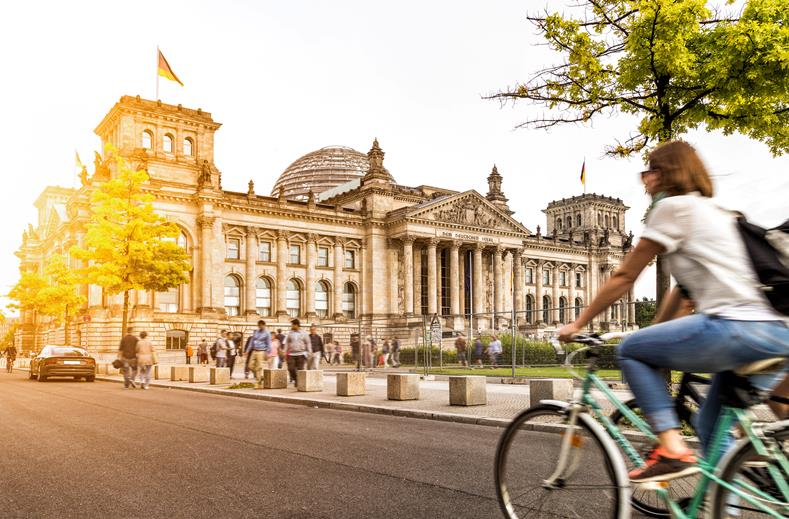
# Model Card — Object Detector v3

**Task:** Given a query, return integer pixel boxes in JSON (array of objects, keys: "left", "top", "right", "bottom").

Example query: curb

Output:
[{"left": 94, "top": 374, "right": 511, "bottom": 429}]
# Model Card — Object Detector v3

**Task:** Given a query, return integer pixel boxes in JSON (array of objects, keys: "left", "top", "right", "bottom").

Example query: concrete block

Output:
[
  {"left": 188, "top": 366, "right": 209, "bottom": 383},
  {"left": 387, "top": 374, "right": 420, "bottom": 401},
  {"left": 529, "top": 379, "right": 575, "bottom": 407},
  {"left": 154, "top": 364, "right": 170, "bottom": 380},
  {"left": 210, "top": 367, "right": 230, "bottom": 385},
  {"left": 336, "top": 372, "right": 366, "bottom": 396},
  {"left": 263, "top": 369, "right": 288, "bottom": 389},
  {"left": 449, "top": 376, "right": 487, "bottom": 406},
  {"left": 171, "top": 365, "right": 190, "bottom": 381},
  {"left": 297, "top": 370, "right": 323, "bottom": 392}
]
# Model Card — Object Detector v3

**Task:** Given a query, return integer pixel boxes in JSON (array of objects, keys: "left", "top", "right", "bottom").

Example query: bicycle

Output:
[
  {"left": 5, "top": 356, "right": 13, "bottom": 374},
  {"left": 494, "top": 332, "right": 789, "bottom": 519}
]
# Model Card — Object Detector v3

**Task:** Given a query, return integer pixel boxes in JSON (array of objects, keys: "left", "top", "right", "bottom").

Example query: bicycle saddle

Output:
[
  {"left": 734, "top": 357, "right": 787, "bottom": 376},
  {"left": 720, "top": 358, "right": 787, "bottom": 408}
]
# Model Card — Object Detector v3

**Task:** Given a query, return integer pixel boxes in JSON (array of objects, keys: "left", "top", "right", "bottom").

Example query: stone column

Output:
[
  {"left": 426, "top": 238, "right": 438, "bottom": 316},
  {"left": 413, "top": 244, "right": 422, "bottom": 314},
  {"left": 389, "top": 240, "right": 400, "bottom": 316},
  {"left": 513, "top": 249, "right": 524, "bottom": 319},
  {"left": 473, "top": 244, "right": 484, "bottom": 329},
  {"left": 493, "top": 247, "right": 504, "bottom": 328},
  {"left": 402, "top": 236, "right": 414, "bottom": 316},
  {"left": 275, "top": 230, "right": 289, "bottom": 318},
  {"left": 535, "top": 260, "right": 544, "bottom": 324},
  {"left": 552, "top": 265, "right": 560, "bottom": 324},
  {"left": 244, "top": 227, "right": 257, "bottom": 315},
  {"left": 568, "top": 264, "right": 576, "bottom": 322},
  {"left": 333, "top": 238, "right": 345, "bottom": 320},
  {"left": 197, "top": 215, "right": 215, "bottom": 313},
  {"left": 449, "top": 240, "right": 461, "bottom": 328},
  {"left": 305, "top": 233, "right": 317, "bottom": 319}
]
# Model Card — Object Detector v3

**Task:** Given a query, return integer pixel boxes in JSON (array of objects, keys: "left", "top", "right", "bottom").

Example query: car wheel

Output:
[
  {"left": 74, "top": 376, "right": 82, "bottom": 381},
  {"left": 86, "top": 376, "right": 95, "bottom": 382},
  {"left": 29, "top": 370, "right": 36, "bottom": 380},
  {"left": 37, "top": 371, "right": 47, "bottom": 382}
]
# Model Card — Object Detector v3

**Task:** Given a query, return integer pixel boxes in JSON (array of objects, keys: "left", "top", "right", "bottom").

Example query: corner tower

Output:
[
  {"left": 544, "top": 194, "right": 630, "bottom": 247},
  {"left": 93, "top": 95, "right": 222, "bottom": 188}
]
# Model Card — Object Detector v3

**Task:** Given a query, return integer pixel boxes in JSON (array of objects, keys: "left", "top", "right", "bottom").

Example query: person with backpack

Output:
[
  {"left": 283, "top": 319, "right": 310, "bottom": 386},
  {"left": 198, "top": 338, "right": 209, "bottom": 365},
  {"left": 390, "top": 337, "right": 401, "bottom": 368},
  {"left": 213, "top": 330, "right": 228, "bottom": 368},
  {"left": 558, "top": 141, "right": 789, "bottom": 484},
  {"left": 226, "top": 333, "right": 238, "bottom": 377}
]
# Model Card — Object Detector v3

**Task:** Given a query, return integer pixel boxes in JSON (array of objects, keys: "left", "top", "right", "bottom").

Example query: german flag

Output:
[
  {"left": 580, "top": 159, "right": 586, "bottom": 186},
  {"left": 157, "top": 48, "right": 183, "bottom": 86}
]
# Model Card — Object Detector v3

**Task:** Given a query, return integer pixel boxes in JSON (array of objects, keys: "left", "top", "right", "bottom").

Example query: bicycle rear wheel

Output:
[
  {"left": 495, "top": 403, "right": 629, "bottom": 519},
  {"left": 711, "top": 424, "right": 789, "bottom": 518}
]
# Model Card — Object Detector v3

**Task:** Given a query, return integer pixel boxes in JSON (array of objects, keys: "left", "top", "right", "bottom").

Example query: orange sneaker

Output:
[{"left": 629, "top": 446, "right": 699, "bottom": 483}]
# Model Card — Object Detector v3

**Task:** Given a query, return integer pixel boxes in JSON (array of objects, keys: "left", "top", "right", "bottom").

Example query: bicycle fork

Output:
[{"left": 543, "top": 404, "right": 586, "bottom": 489}]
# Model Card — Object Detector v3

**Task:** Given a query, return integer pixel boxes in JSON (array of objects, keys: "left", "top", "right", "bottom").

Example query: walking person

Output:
[
  {"left": 391, "top": 337, "right": 401, "bottom": 368},
  {"left": 185, "top": 343, "right": 193, "bottom": 365},
  {"left": 198, "top": 338, "right": 209, "bottom": 365},
  {"left": 135, "top": 331, "right": 155, "bottom": 390},
  {"left": 214, "top": 331, "right": 228, "bottom": 368},
  {"left": 331, "top": 341, "right": 342, "bottom": 365},
  {"left": 361, "top": 336, "right": 371, "bottom": 368},
  {"left": 276, "top": 328, "right": 286, "bottom": 369},
  {"left": 284, "top": 319, "right": 310, "bottom": 386},
  {"left": 247, "top": 320, "right": 271, "bottom": 389},
  {"left": 381, "top": 340, "right": 391, "bottom": 368},
  {"left": 473, "top": 337, "right": 484, "bottom": 368},
  {"left": 308, "top": 325, "right": 324, "bottom": 370},
  {"left": 369, "top": 337, "right": 377, "bottom": 369},
  {"left": 487, "top": 335, "right": 502, "bottom": 367},
  {"left": 226, "top": 333, "right": 238, "bottom": 377},
  {"left": 118, "top": 330, "right": 139, "bottom": 389},
  {"left": 4, "top": 344, "right": 17, "bottom": 373},
  {"left": 455, "top": 333, "right": 468, "bottom": 367},
  {"left": 270, "top": 334, "right": 281, "bottom": 369},
  {"left": 243, "top": 334, "right": 254, "bottom": 379}
]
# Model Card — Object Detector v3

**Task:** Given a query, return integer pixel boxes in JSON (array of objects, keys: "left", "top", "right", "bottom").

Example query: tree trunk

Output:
[
  {"left": 655, "top": 256, "right": 671, "bottom": 308},
  {"left": 121, "top": 290, "right": 130, "bottom": 337},
  {"left": 64, "top": 305, "right": 71, "bottom": 345}
]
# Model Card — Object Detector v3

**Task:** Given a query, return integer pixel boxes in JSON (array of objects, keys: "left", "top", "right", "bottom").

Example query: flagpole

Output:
[
  {"left": 583, "top": 157, "right": 587, "bottom": 195},
  {"left": 155, "top": 45, "right": 160, "bottom": 100}
]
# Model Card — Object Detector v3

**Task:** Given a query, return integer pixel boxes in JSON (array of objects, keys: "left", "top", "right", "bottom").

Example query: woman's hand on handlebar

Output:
[{"left": 558, "top": 323, "right": 581, "bottom": 343}]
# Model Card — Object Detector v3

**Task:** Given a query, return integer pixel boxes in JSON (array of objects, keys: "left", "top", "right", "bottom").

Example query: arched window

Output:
[
  {"left": 165, "top": 329, "right": 188, "bottom": 350},
  {"left": 566, "top": 216, "right": 572, "bottom": 229},
  {"left": 342, "top": 282, "right": 356, "bottom": 319},
  {"left": 542, "top": 295, "right": 551, "bottom": 323},
  {"left": 610, "top": 304, "right": 617, "bottom": 320},
  {"left": 142, "top": 130, "right": 153, "bottom": 150},
  {"left": 559, "top": 297, "right": 567, "bottom": 324},
  {"left": 163, "top": 134, "right": 174, "bottom": 153},
  {"left": 613, "top": 215, "right": 619, "bottom": 230},
  {"left": 525, "top": 294, "right": 534, "bottom": 324},
  {"left": 574, "top": 298, "right": 583, "bottom": 319},
  {"left": 177, "top": 231, "right": 187, "bottom": 250},
  {"left": 184, "top": 137, "right": 193, "bottom": 156},
  {"left": 605, "top": 214, "right": 610, "bottom": 228},
  {"left": 157, "top": 287, "right": 178, "bottom": 313},
  {"left": 576, "top": 213, "right": 582, "bottom": 227},
  {"left": 286, "top": 279, "right": 301, "bottom": 317},
  {"left": 256, "top": 277, "right": 272, "bottom": 316},
  {"left": 557, "top": 217, "right": 563, "bottom": 231},
  {"left": 224, "top": 275, "right": 241, "bottom": 316},
  {"left": 315, "top": 281, "right": 330, "bottom": 318},
  {"left": 597, "top": 213, "right": 602, "bottom": 226}
]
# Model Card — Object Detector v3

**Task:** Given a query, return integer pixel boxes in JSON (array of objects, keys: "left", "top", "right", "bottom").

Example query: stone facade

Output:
[{"left": 14, "top": 95, "right": 635, "bottom": 353}]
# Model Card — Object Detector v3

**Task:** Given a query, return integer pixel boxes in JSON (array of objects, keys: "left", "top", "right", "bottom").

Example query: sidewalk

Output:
[{"left": 95, "top": 368, "right": 635, "bottom": 428}]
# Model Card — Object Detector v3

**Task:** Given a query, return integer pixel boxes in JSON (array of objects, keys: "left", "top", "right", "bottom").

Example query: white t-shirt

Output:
[{"left": 641, "top": 192, "right": 782, "bottom": 321}]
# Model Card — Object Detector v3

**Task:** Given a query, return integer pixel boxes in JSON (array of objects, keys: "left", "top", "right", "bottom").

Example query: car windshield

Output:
[{"left": 40, "top": 347, "right": 86, "bottom": 357}]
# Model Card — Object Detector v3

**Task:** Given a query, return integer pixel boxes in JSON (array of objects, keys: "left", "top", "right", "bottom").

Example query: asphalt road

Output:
[{"left": 0, "top": 371, "right": 619, "bottom": 519}]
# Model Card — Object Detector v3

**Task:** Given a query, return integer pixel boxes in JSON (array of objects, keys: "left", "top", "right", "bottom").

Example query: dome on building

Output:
[{"left": 271, "top": 146, "right": 371, "bottom": 201}]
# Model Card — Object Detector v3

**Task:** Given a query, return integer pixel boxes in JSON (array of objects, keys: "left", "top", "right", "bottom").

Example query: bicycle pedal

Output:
[{"left": 635, "top": 481, "right": 671, "bottom": 491}]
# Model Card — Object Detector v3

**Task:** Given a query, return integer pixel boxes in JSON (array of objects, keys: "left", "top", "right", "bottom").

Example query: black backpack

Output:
[{"left": 736, "top": 216, "right": 789, "bottom": 316}]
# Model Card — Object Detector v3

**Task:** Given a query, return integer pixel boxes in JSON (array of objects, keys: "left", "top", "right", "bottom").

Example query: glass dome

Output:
[{"left": 271, "top": 146, "right": 370, "bottom": 201}]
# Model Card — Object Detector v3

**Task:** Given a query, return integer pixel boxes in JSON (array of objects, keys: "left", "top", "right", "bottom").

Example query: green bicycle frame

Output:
[{"left": 578, "top": 371, "right": 789, "bottom": 518}]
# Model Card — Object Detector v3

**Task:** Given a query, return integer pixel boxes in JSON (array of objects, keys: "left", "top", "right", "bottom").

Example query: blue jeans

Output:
[{"left": 618, "top": 314, "right": 789, "bottom": 453}]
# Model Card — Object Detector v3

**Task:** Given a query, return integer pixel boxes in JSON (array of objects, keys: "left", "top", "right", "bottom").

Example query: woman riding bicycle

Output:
[{"left": 558, "top": 140, "right": 789, "bottom": 484}]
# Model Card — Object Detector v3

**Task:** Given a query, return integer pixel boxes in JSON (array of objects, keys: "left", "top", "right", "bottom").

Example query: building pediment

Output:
[{"left": 399, "top": 191, "right": 530, "bottom": 235}]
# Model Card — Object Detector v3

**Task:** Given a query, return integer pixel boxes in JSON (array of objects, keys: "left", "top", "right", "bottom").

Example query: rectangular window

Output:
[
  {"left": 525, "top": 268, "right": 534, "bottom": 284},
  {"left": 256, "top": 282, "right": 271, "bottom": 316},
  {"left": 317, "top": 247, "right": 329, "bottom": 267},
  {"left": 227, "top": 238, "right": 240, "bottom": 260},
  {"left": 289, "top": 244, "right": 301, "bottom": 264},
  {"left": 157, "top": 287, "right": 178, "bottom": 313},
  {"left": 344, "top": 250, "right": 355, "bottom": 269},
  {"left": 258, "top": 241, "right": 271, "bottom": 262},
  {"left": 575, "top": 272, "right": 582, "bottom": 288},
  {"left": 342, "top": 290, "right": 355, "bottom": 319},
  {"left": 315, "top": 287, "right": 329, "bottom": 318},
  {"left": 543, "top": 269, "right": 550, "bottom": 285},
  {"left": 559, "top": 271, "right": 566, "bottom": 287}
]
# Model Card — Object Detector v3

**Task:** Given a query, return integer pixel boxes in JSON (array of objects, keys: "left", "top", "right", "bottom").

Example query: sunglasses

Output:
[{"left": 639, "top": 169, "right": 659, "bottom": 177}]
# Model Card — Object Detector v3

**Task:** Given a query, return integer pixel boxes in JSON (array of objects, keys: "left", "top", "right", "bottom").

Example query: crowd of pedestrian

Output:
[{"left": 117, "top": 329, "right": 157, "bottom": 390}]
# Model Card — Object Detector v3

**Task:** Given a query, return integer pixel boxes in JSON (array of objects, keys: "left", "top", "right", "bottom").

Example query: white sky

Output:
[{"left": 0, "top": 0, "right": 786, "bottom": 312}]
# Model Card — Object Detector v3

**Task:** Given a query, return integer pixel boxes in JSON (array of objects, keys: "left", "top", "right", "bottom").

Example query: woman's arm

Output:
[
  {"left": 558, "top": 238, "right": 665, "bottom": 341},
  {"left": 652, "top": 286, "right": 687, "bottom": 324}
]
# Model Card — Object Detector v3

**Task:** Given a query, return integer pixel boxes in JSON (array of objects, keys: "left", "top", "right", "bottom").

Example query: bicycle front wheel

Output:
[{"left": 495, "top": 403, "right": 629, "bottom": 519}]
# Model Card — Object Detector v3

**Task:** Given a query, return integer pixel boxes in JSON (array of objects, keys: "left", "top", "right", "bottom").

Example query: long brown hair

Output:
[{"left": 648, "top": 141, "right": 714, "bottom": 197}]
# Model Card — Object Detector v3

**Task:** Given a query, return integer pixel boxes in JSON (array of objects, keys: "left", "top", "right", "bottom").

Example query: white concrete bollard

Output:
[
  {"left": 336, "top": 372, "right": 366, "bottom": 396},
  {"left": 449, "top": 376, "right": 487, "bottom": 406},
  {"left": 263, "top": 369, "right": 288, "bottom": 389},
  {"left": 529, "top": 379, "right": 575, "bottom": 407},
  {"left": 171, "top": 365, "right": 190, "bottom": 382},
  {"left": 297, "top": 370, "right": 323, "bottom": 392},
  {"left": 209, "top": 367, "right": 231, "bottom": 385},
  {"left": 387, "top": 374, "right": 420, "bottom": 401},
  {"left": 188, "top": 366, "right": 210, "bottom": 383},
  {"left": 154, "top": 364, "right": 171, "bottom": 380}
]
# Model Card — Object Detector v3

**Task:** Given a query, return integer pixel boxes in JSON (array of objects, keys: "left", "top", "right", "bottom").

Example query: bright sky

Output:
[{"left": 1, "top": 0, "right": 787, "bottom": 312}]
